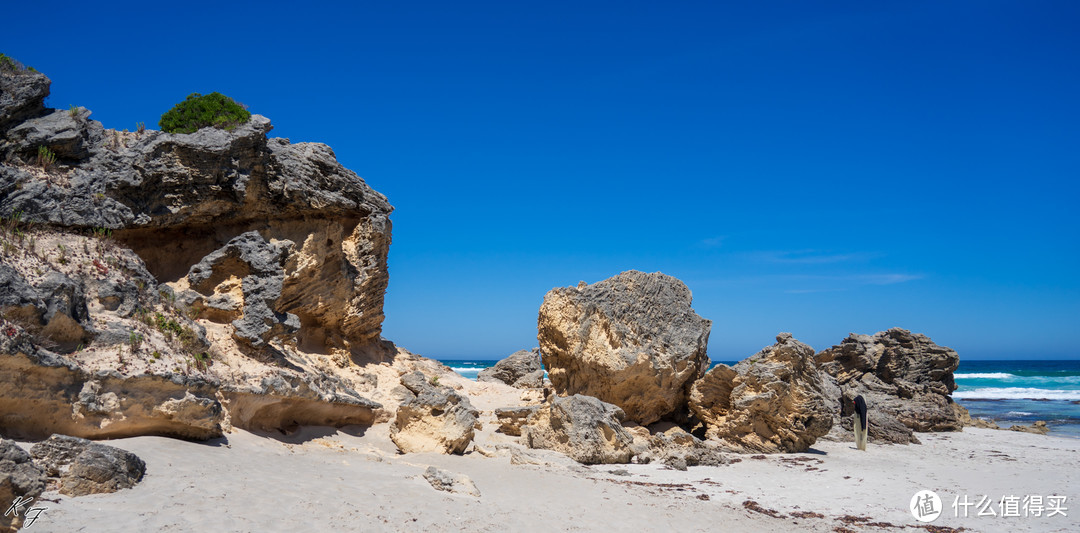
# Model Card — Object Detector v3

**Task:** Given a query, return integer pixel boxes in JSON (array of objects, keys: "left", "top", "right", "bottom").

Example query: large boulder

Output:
[
  {"left": 537, "top": 271, "right": 711, "bottom": 425},
  {"left": 477, "top": 348, "right": 544, "bottom": 388},
  {"left": 690, "top": 333, "right": 833, "bottom": 453},
  {"left": 29, "top": 434, "right": 145, "bottom": 496},
  {"left": 815, "top": 328, "right": 962, "bottom": 435},
  {"left": 390, "top": 372, "right": 478, "bottom": 454},
  {"left": 0, "top": 439, "right": 47, "bottom": 532},
  {"left": 524, "top": 394, "right": 635, "bottom": 464}
]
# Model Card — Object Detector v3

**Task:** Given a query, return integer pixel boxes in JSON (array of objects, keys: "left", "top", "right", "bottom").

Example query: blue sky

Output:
[{"left": 5, "top": 1, "right": 1077, "bottom": 359}]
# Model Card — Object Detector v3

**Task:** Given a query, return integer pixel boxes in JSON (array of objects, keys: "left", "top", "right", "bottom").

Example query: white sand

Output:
[{"left": 17, "top": 425, "right": 1077, "bottom": 533}]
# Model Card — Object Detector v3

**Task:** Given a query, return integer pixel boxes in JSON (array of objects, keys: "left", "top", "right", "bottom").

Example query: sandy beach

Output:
[{"left": 18, "top": 418, "right": 1077, "bottom": 533}]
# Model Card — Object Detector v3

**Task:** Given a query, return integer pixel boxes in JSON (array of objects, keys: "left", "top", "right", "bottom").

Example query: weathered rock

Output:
[
  {"left": 631, "top": 425, "right": 728, "bottom": 470},
  {"left": 390, "top": 372, "right": 478, "bottom": 454},
  {"left": 0, "top": 439, "right": 47, "bottom": 532},
  {"left": 35, "top": 272, "right": 93, "bottom": 350},
  {"left": 537, "top": 271, "right": 711, "bottom": 425},
  {"left": 422, "top": 466, "right": 481, "bottom": 497},
  {"left": 7, "top": 107, "right": 104, "bottom": 161},
  {"left": 525, "top": 394, "right": 634, "bottom": 464},
  {"left": 690, "top": 333, "right": 833, "bottom": 453},
  {"left": 0, "top": 67, "right": 397, "bottom": 444},
  {"left": 478, "top": 348, "right": 544, "bottom": 388},
  {"left": 0, "top": 68, "right": 49, "bottom": 133},
  {"left": 29, "top": 434, "right": 145, "bottom": 496},
  {"left": 1, "top": 70, "right": 393, "bottom": 354},
  {"left": 1008, "top": 420, "right": 1049, "bottom": 435},
  {"left": 834, "top": 391, "right": 919, "bottom": 444},
  {"left": 222, "top": 372, "right": 381, "bottom": 433},
  {"left": 816, "top": 328, "right": 962, "bottom": 434},
  {"left": 0, "top": 264, "right": 43, "bottom": 325},
  {"left": 186, "top": 231, "right": 300, "bottom": 347},
  {"left": 0, "top": 330, "right": 225, "bottom": 441},
  {"left": 0, "top": 266, "right": 92, "bottom": 351},
  {"left": 494, "top": 406, "right": 539, "bottom": 436},
  {"left": 952, "top": 403, "right": 999, "bottom": 430}
]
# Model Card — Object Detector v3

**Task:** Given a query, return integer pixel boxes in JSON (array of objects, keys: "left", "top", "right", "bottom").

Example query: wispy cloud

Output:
[
  {"left": 700, "top": 236, "right": 727, "bottom": 248},
  {"left": 689, "top": 272, "right": 924, "bottom": 292},
  {"left": 750, "top": 250, "right": 881, "bottom": 265},
  {"left": 856, "top": 273, "right": 923, "bottom": 285},
  {"left": 784, "top": 288, "right": 848, "bottom": 294}
]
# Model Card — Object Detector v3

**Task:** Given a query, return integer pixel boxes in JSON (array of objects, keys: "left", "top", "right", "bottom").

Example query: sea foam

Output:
[{"left": 952, "top": 387, "right": 1080, "bottom": 401}]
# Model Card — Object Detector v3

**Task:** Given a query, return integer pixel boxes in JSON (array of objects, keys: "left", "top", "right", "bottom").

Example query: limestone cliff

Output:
[{"left": 0, "top": 66, "right": 439, "bottom": 440}]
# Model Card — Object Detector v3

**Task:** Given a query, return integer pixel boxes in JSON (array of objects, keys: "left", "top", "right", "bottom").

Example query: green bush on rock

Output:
[{"left": 158, "top": 92, "right": 251, "bottom": 134}]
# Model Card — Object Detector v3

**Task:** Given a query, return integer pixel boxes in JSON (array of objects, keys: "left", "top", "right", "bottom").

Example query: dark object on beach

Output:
[{"left": 853, "top": 395, "right": 868, "bottom": 451}]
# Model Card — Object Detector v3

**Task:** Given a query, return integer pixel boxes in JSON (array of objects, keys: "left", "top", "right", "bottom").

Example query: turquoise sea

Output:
[{"left": 438, "top": 358, "right": 1080, "bottom": 439}]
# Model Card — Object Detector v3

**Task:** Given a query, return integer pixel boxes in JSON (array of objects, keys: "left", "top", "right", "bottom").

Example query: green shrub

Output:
[
  {"left": 0, "top": 53, "right": 33, "bottom": 72},
  {"left": 36, "top": 146, "right": 56, "bottom": 169},
  {"left": 158, "top": 92, "right": 251, "bottom": 134}
]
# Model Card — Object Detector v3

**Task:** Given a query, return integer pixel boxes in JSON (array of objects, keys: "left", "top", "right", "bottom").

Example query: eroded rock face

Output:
[
  {"left": 815, "top": 328, "right": 962, "bottom": 434},
  {"left": 690, "top": 333, "right": 833, "bottom": 453},
  {"left": 494, "top": 406, "right": 539, "bottom": 436},
  {"left": 525, "top": 394, "right": 634, "bottom": 465},
  {"left": 185, "top": 231, "right": 300, "bottom": 347},
  {"left": 0, "top": 68, "right": 395, "bottom": 441},
  {"left": 630, "top": 426, "right": 728, "bottom": 470},
  {"left": 537, "top": 271, "right": 711, "bottom": 425},
  {"left": 222, "top": 373, "right": 381, "bottom": 433},
  {"left": 390, "top": 372, "right": 478, "bottom": 454},
  {"left": 29, "top": 434, "right": 145, "bottom": 496},
  {"left": 0, "top": 439, "right": 46, "bottom": 533},
  {"left": 0, "top": 67, "right": 49, "bottom": 133},
  {"left": 1, "top": 70, "right": 393, "bottom": 354},
  {"left": 477, "top": 348, "right": 544, "bottom": 389},
  {"left": 0, "top": 328, "right": 225, "bottom": 441}
]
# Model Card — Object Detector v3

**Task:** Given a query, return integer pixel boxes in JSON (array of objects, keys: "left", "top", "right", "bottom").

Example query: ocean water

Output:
[
  {"left": 953, "top": 360, "right": 1080, "bottom": 439},
  {"left": 438, "top": 358, "right": 1080, "bottom": 439}
]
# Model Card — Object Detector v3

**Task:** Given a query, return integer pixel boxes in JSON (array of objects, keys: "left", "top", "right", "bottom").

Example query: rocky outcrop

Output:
[
  {"left": 494, "top": 406, "right": 539, "bottom": 436},
  {"left": 0, "top": 328, "right": 225, "bottom": 440},
  {"left": 815, "top": 328, "right": 962, "bottom": 436},
  {"left": 1009, "top": 421, "right": 1049, "bottom": 435},
  {"left": 1, "top": 70, "right": 392, "bottom": 354},
  {"left": 422, "top": 466, "right": 481, "bottom": 497},
  {"left": 390, "top": 372, "right": 478, "bottom": 454},
  {"left": 525, "top": 394, "right": 635, "bottom": 464},
  {"left": 0, "top": 439, "right": 46, "bottom": 533},
  {"left": 29, "top": 434, "right": 145, "bottom": 496},
  {"left": 221, "top": 373, "right": 381, "bottom": 433},
  {"left": 184, "top": 231, "right": 299, "bottom": 347},
  {"left": 690, "top": 334, "right": 833, "bottom": 453},
  {"left": 537, "top": 271, "right": 711, "bottom": 425},
  {"left": 0, "top": 67, "right": 397, "bottom": 441},
  {"left": 0, "top": 67, "right": 49, "bottom": 133},
  {"left": 477, "top": 348, "right": 544, "bottom": 389},
  {"left": 0, "top": 265, "right": 93, "bottom": 352},
  {"left": 629, "top": 425, "right": 728, "bottom": 470}
]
